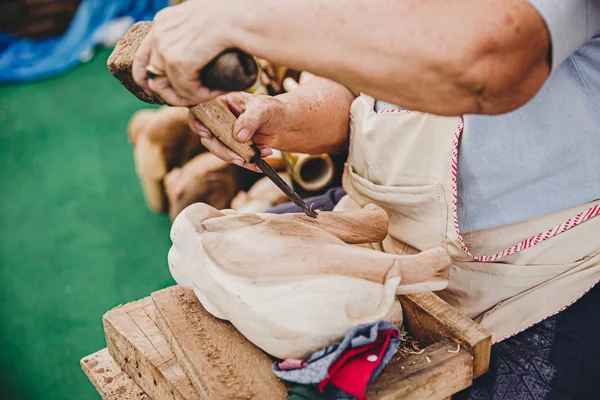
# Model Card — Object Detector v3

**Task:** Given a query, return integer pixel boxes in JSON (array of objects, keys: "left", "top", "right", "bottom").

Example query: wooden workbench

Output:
[{"left": 82, "top": 285, "right": 491, "bottom": 400}]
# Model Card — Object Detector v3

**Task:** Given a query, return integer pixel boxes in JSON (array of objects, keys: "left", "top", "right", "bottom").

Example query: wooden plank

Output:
[
  {"left": 400, "top": 292, "right": 492, "bottom": 378},
  {"left": 103, "top": 297, "right": 199, "bottom": 400},
  {"left": 367, "top": 340, "right": 473, "bottom": 400},
  {"left": 151, "top": 286, "right": 288, "bottom": 400},
  {"left": 81, "top": 348, "right": 150, "bottom": 400}
]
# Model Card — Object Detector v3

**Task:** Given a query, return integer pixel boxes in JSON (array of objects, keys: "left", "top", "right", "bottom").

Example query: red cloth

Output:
[{"left": 318, "top": 329, "right": 398, "bottom": 400}]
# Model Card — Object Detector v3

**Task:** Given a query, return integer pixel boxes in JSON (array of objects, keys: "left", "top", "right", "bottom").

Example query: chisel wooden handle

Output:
[
  {"left": 107, "top": 21, "right": 260, "bottom": 163},
  {"left": 189, "top": 101, "right": 260, "bottom": 163}
]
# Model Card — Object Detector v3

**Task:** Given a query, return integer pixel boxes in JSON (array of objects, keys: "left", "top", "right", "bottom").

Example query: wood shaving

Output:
[
  {"left": 394, "top": 329, "right": 423, "bottom": 359},
  {"left": 448, "top": 343, "right": 461, "bottom": 353}
]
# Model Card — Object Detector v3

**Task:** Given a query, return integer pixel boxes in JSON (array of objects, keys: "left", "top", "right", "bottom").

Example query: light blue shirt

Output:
[
  {"left": 377, "top": 0, "right": 600, "bottom": 233},
  {"left": 457, "top": 0, "right": 600, "bottom": 232}
]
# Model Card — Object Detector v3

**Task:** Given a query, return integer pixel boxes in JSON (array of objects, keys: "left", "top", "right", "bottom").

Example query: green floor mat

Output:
[{"left": 0, "top": 48, "right": 174, "bottom": 400}]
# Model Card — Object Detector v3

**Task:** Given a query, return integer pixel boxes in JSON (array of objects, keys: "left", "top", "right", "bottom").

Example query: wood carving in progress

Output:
[{"left": 169, "top": 202, "right": 451, "bottom": 359}]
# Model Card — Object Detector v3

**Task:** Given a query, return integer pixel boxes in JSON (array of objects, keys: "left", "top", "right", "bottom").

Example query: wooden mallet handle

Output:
[{"left": 107, "top": 21, "right": 260, "bottom": 163}]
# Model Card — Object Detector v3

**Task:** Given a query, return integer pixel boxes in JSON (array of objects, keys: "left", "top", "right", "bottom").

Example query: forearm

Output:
[
  {"left": 276, "top": 77, "right": 355, "bottom": 154},
  {"left": 229, "top": 0, "right": 550, "bottom": 115}
]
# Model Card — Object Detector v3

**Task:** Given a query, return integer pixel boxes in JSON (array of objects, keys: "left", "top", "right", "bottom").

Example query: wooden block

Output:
[
  {"left": 81, "top": 348, "right": 150, "bottom": 400},
  {"left": 400, "top": 292, "right": 491, "bottom": 378},
  {"left": 103, "top": 297, "right": 199, "bottom": 400},
  {"left": 367, "top": 339, "right": 473, "bottom": 400},
  {"left": 151, "top": 286, "right": 288, "bottom": 400}
]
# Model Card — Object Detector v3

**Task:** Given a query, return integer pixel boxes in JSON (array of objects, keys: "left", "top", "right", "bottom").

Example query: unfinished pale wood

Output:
[
  {"left": 108, "top": 22, "right": 261, "bottom": 164},
  {"left": 164, "top": 152, "right": 242, "bottom": 220},
  {"left": 151, "top": 286, "right": 288, "bottom": 400},
  {"left": 81, "top": 348, "right": 150, "bottom": 400},
  {"left": 367, "top": 340, "right": 473, "bottom": 400},
  {"left": 128, "top": 106, "right": 203, "bottom": 213},
  {"left": 169, "top": 203, "right": 450, "bottom": 358},
  {"left": 400, "top": 292, "right": 492, "bottom": 378},
  {"left": 103, "top": 297, "right": 199, "bottom": 400},
  {"left": 231, "top": 173, "right": 292, "bottom": 214},
  {"left": 260, "top": 202, "right": 389, "bottom": 245}
]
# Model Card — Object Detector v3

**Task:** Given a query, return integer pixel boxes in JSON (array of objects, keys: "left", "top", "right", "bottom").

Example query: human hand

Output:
[
  {"left": 188, "top": 92, "right": 293, "bottom": 172},
  {"left": 132, "top": 1, "right": 239, "bottom": 106}
]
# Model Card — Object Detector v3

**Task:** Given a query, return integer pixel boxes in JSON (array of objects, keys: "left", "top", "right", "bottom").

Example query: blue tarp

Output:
[{"left": 0, "top": 0, "right": 168, "bottom": 84}]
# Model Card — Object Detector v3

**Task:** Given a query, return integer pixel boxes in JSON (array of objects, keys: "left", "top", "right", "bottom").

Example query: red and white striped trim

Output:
[
  {"left": 377, "top": 109, "right": 414, "bottom": 114},
  {"left": 449, "top": 117, "right": 600, "bottom": 343},
  {"left": 450, "top": 117, "right": 600, "bottom": 262}
]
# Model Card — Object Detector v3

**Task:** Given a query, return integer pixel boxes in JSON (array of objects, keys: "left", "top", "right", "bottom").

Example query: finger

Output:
[
  {"left": 233, "top": 99, "right": 270, "bottom": 142},
  {"left": 165, "top": 59, "right": 226, "bottom": 104},
  {"left": 258, "top": 145, "right": 273, "bottom": 158},
  {"left": 200, "top": 136, "right": 246, "bottom": 167},
  {"left": 247, "top": 163, "right": 263, "bottom": 173},
  {"left": 188, "top": 111, "right": 212, "bottom": 138},
  {"left": 166, "top": 62, "right": 206, "bottom": 101},
  {"left": 222, "top": 92, "right": 250, "bottom": 116},
  {"left": 147, "top": 52, "right": 196, "bottom": 106},
  {"left": 132, "top": 32, "right": 153, "bottom": 96}
]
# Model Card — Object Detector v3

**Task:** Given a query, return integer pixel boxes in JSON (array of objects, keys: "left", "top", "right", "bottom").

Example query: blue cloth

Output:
[
  {"left": 268, "top": 187, "right": 347, "bottom": 214},
  {"left": 0, "top": 0, "right": 168, "bottom": 84}
]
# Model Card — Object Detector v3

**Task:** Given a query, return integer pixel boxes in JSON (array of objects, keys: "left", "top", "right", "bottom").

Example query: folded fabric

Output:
[
  {"left": 273, "top": 321, "right": 401, "bottom": 399},
  {"left": 319, "top": 329, "right": 398, "bottom": 399},
  {"left": 0, "top": 0, "right": 168, "bottom": 84}
]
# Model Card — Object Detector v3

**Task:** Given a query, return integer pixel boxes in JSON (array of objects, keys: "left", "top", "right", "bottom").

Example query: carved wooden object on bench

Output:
[{"left": 168, "top": 203, "right": 451, "bottom": 359}]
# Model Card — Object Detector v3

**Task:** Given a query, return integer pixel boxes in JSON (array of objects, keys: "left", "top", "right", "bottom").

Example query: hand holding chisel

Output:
[{"left": 108, "top": 22, "right": 317, "bottom": 218}]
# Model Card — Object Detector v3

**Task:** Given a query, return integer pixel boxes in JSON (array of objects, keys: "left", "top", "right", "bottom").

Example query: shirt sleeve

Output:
[{"left": 527, "top": 0, "right": 600, "bottom": 71}]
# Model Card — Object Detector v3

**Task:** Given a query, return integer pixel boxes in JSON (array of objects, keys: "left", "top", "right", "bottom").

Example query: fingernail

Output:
[
  {"left": 236, "top": 129, "right": 250, "bottom": 142},
  {"left": 232, "top": 158, "right": 245, "bottom": 166},
  {"left": 260, "top": 147, "right": 273, "bottom": 157},
  {"left": 197, "top": 129, "right": 211, "bottom": 138}
]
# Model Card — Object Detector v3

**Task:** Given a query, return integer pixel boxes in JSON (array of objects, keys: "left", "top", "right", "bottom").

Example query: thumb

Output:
[{"left": 232, "top": 98, "right": 269, "bottom": 143}]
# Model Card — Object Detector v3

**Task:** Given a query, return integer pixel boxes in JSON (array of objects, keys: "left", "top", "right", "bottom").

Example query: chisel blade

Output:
[{"left": 255, "top": 158, "right": 318, "bottom": 218}]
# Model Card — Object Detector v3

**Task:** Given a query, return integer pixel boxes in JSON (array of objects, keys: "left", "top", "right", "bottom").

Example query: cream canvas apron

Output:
[{"left": 335, "top": 95, "right": 600, "bottom": 343}]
